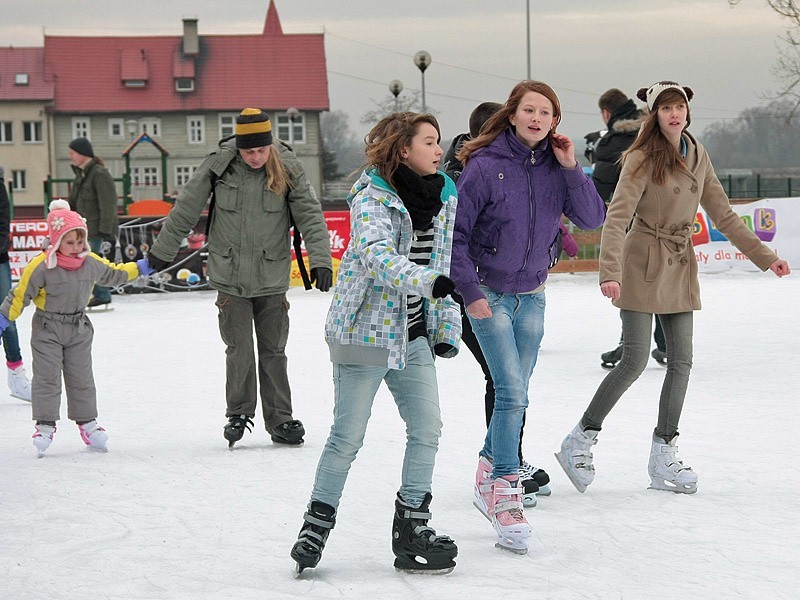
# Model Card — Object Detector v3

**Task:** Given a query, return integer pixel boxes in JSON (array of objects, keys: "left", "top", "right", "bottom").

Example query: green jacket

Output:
[
  {"left": 150, "top": 141, "right": 332, "bottom": 298},
  {"left": 68, "top": 159, "right": 119, "bottom": 238}
]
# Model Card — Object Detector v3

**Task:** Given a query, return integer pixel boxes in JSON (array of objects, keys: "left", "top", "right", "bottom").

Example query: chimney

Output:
[{"left": 182, "top": 18, "right": 199, "bottom": 56}]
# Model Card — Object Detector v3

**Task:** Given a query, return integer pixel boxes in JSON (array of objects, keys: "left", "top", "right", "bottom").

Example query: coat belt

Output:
[{"left": 631, "top": 217, "right": 692, "bottom": 255}]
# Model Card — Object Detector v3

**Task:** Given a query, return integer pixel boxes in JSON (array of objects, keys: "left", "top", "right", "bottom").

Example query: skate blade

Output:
[
  {"left": 536, "top": 484, "right": 552, "bottom": 497},
  {"left": 10, "top": 394, "right": 31, "bottom": 402},
  {"left": 394, "top": 565, "right": 455, "bottom": 575},
  {"left": 554, "top": 451, "right": 588, "bottom": 493},
  {"left": 495, "top": 542, "right": 527, "bottom": 555},
  {"left": 472, "top": 498, "right": 491, "bottom": 522},
  {"left": 522, "top": 493, "right": 537, "bottom": 508},
  {"left": 294, "top": 563, "right": 310, "bottom": 578},
  {"left": 600, "top": 362, "right": 617, "bottom": 370},
  {"left": 648, "top": 479, "right": 697, "bottom": 495},
  {"left": 86, "top": 446, "right": 108, "bottom": 453}
]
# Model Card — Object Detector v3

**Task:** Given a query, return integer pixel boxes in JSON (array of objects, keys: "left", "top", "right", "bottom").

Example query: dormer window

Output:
[
  {"left": 15, "top": 73, "right": 29, "bottom": 86},
  {"left": 175, "top": 77, "right": 195, "bottom": 92}
]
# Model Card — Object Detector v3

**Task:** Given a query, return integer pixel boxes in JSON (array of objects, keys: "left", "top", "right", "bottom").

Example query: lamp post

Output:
[
  {"left": 389, "top": 80, "right": 403, "bottom": 112},
  {"left": 526, "top": 0, "right": 531, "bottom": 79},
  {"left": 413, "top": 51, "right": 431, "bottom": 113},
  {"left": 286, "top": 106, "right": 299, "bottom": 145}
]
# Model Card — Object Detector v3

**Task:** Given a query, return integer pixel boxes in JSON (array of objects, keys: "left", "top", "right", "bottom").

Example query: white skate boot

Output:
[
  {"left": 32, "top": 423, "right": 56, "bottom": 456},
  {"left": 555, "top": 423, "right": 599, "bottom": 493},
  {"left": 8, "top": 365, "right": 32, "bottom": 402},
  {"left": 648, "top": 434, "right": 698, "bottom": 494},
  {"left": 78, "top": 420, "right": 108, "bottom": 452},
  {"left": 473, "top": 457, "right": 531, "bottom": 554}
]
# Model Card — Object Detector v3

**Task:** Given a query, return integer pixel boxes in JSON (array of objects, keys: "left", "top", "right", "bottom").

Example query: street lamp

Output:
[
  {"left": 286, "top": 106, "right": 300, "bottom": 145},
  {"left": 526, "top": 0, "right": 531, "bottom": 79},
  {"left": 389, "top": 80, "right": 403, "bottom": 112},
  {"left": 413, "top": 51, "right": 431, "bottom": 113}
]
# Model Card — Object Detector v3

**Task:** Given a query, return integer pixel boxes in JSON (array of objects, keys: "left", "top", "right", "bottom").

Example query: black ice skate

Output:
[
  {"left": 600, "top": 344, "right": 623, "bottom": 369},
  {"left": 651, "top": 348, "right": 667, "bottom": 366},
  {"left": 392, "top": 493, "right": 457, "bottom": 574},
  {"left": 223, "top": 415, "right": 253, "bottom": 449},
  {"left": 291, "top": 501, "right": 336, "bottom": 576},
  {"left": 268, "top": 419, "right": 305, "bottom": 445}
]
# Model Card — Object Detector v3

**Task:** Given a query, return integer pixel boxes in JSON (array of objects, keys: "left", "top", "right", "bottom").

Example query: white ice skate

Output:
[
  {"left": 8, "top": 365, "right": 32, "bottom": 402},
  {"left": 648, "top": 434, "right": 698, "bottom": 494},
  {"left": 32, "top": 424, "right": 56, "bottom": 457},
  {"left": 473, "top": 457, "right": 531, "bottom": 554},
  {"left": 78, "top": 420, "right": 108, "bottom": 452},
  {"left": 555, "top": 423, "right": 599, "bottom": 493}
]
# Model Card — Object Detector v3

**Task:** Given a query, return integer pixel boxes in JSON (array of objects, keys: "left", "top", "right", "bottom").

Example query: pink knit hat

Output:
[{"left": 45, "top": 199, "right": 89, "bottom": 269}]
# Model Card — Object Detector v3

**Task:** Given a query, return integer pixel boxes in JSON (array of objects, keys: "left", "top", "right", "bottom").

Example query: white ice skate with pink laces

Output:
[
  {"left": 32, "top": 423, "right": 56, "bottom": 457},
  {"left": 78, "top": 420, "right": 108, "bottom": 452}
]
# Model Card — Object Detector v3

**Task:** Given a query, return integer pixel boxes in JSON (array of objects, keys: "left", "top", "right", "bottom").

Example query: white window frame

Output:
[
  {"left": 11, "top": 170, "right": 26, "bottom": 191},
  {"left": 175, "top": 78, "right": 195, "bottom": 92},
  {"left": 174, "top": 165, "right": 198, "bottom": 187},
  {"left": 187, "top": 116, "right": 205, "bottom": 144},
  {"left": 71, "top": 118, "right": 90, "bottom": 141},
  {"left": 0, "top": 122, "right": 12, "bottom": 143},
  {"left": 218, "top": 113, "right": 237, "bottom": 140},
  {"left": 15, "top": 73, "right": 29, "bottom": 85},
  {"left": 131, "top": 165, "right": 160, "bottom": 187},
  {"left": 22, "top": 121, "right": 43, "bottom": 143},
  {"left": 139, "top": 118, "right": 161, "bottom": 137},
  {"left": 275, "top": 112, "right": 306, "bottom": 144},
  {"left": 108, "top": 118, "right": 125, "bottom": 140}
]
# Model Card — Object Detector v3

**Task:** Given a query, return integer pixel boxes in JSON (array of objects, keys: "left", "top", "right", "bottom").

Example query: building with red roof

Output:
[
  {"left": 2, "top": 0, "right": 329, "bottom": 214},
  {"left": 0, "top": 46, "right": 54, "bottom": 212}
]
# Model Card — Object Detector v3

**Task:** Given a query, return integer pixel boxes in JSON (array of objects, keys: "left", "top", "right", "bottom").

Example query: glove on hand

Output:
[
  {"left": 0, "top": 313, "right": 10, "bottom": 336},
  {"left": 432, "top": 275, "right": 455, "bottom": 299},
  {"left": 136, "top": 258, "right": 155, "bottom": 276},
  {"left": 311, "top": 267, "right": 333, "bottom": 292},
  {"left": 147, "top": 253, "right": 170, "bottom": 273}
]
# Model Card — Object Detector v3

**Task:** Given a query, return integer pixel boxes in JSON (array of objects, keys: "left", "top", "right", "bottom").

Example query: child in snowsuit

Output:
[{"left": 0, "top": 200, "right": 153, "bottom": 455}]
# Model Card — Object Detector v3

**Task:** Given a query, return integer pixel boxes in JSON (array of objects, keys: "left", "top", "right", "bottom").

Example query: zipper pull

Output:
[{"left": 530, "top": 150, "right": 536, "bottom": 165}]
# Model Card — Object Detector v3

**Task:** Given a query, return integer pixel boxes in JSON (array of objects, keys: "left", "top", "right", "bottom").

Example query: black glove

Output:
[
  {"left": 432, "top": 275, "right": 455, "bottom": 299},
  {"left": 311, "top": 267, "right": 332, "bottom": 292},
  {"left": 147, "top": 252, "right": 171, "bottom": 273},
  {"left": 434, "top": 343, "right": 456, "bottom": 357}
]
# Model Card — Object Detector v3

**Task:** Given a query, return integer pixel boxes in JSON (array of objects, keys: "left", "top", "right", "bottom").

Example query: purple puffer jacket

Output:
[{"left": 452, "top": 129, "right": 605, "bottom": 306}]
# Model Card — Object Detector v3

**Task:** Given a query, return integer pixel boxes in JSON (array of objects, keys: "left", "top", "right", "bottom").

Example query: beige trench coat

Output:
[{"left": 599, "top": 132, "right": 777, "bottom": 314}]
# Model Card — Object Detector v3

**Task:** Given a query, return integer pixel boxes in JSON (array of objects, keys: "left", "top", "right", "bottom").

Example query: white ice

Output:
[{"left": 1, "top": 271, "right": 797, "bottom": 600}]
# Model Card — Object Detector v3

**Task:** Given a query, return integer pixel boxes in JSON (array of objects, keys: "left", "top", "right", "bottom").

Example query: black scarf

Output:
[{"left": 392, "top": 163, "right": 445, "bottom": 231}]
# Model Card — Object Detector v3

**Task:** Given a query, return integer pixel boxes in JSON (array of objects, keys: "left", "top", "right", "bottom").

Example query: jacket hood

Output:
[
  {"left": 473, "top": 128, "right": 553, "bottom": 165},
  {"left": 609, "top": 99, "right": 647, "bottom": 134}
]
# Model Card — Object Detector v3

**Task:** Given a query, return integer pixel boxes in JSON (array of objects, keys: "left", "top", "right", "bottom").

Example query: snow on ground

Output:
[{"left": 1, "top": 271, "right": 798, "bottom": 600}]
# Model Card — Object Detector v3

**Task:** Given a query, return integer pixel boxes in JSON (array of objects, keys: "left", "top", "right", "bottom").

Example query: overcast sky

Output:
[{"left": 1, "top": 0, "right": 789, "bottom": 145}]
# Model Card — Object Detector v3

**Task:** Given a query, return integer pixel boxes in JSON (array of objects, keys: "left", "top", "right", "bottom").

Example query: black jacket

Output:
[
  {"left": 592, "top": 99, "right": 645, "bottom": 203},
  {"left": 0, "top": 177, "right": 10, "bottom": 264},
  {"left": 442, "top": 132, "right": 471, "bottom": 183}
]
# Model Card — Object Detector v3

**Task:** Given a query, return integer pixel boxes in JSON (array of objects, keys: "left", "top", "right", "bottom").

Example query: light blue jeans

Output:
[
  {"left": 0, "top": 261, "right": 22, "bottom": 363},
  {"left": 469, "top": 286, "right": 546, "bottom": 478},
  {"left": 310, "top": 337, "right": 442, "bottom": 510}
]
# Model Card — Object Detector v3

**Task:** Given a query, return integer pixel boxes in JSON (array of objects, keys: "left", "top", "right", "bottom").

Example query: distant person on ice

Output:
[
  {"left": 0, "top": 200, "right": 153, "bottom": 455},
  {"left": 145, "top": 108, "right": 332, "bottom": 449},
  {"left": 555, "top": 81, "right": 791, "bottom": 496}
]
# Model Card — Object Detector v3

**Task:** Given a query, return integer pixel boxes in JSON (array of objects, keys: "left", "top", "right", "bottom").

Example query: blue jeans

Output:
[
  {"left": 469, "top": 286, "right": 546, "bottom": 478},
  {"left": 0, "top": 261, "right": 22, "bottom": 363},
  {"left": 88, "top": 237, "right": 112, "bottom": 303},
  {"left": 311, "top": 337, "right": 442, "bottom": 509}
]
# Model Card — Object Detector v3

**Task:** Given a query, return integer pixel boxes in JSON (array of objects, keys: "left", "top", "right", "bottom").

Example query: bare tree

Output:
[
  {"left": 360, "top": 90, "right": 435, "bottom": 126},
  {"left": 729, "top": 1, "right": 800, "bottom": 118}
]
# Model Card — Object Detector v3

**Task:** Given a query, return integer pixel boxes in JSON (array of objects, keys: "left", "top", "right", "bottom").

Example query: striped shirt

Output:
[{"left": 407, "top": 223, "right": 435, "bottom": 341}]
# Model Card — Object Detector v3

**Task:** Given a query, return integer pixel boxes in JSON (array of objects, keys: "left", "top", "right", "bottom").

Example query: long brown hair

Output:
[
  {"left": 363, "top": 112, "right": 441, "bottom": 188},
  {"left": 264, "top": 142, "right": 291, "bottom": 195},
  {"left": 622, "top": 88, "right": 692, "bottom": 185},
  {"left": 457, "top": 80, "right": 562, "bottom": 165}
]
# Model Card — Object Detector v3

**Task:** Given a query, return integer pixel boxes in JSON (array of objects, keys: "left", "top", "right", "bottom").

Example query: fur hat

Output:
[
  {"left": 68, "top": 137, "right": 94, "bottom": 158},
  {"left": 235, "top": 108, "right": 273, "bottom": 149},
  {"left": 637, "top": 81, "right": 694, "bottom": 111},
  {"left": 45, "top": 199, "right": 89, "bottom": 269}
]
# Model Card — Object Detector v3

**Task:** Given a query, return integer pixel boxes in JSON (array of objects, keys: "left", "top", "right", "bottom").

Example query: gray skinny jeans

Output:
[{"left": 582, "top": 309, "right": 693, "bottom": 440}]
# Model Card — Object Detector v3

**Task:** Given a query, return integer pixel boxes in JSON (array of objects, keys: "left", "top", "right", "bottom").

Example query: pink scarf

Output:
[{"left": 56, "top": 253, "right": 86, "bottom": 271}]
